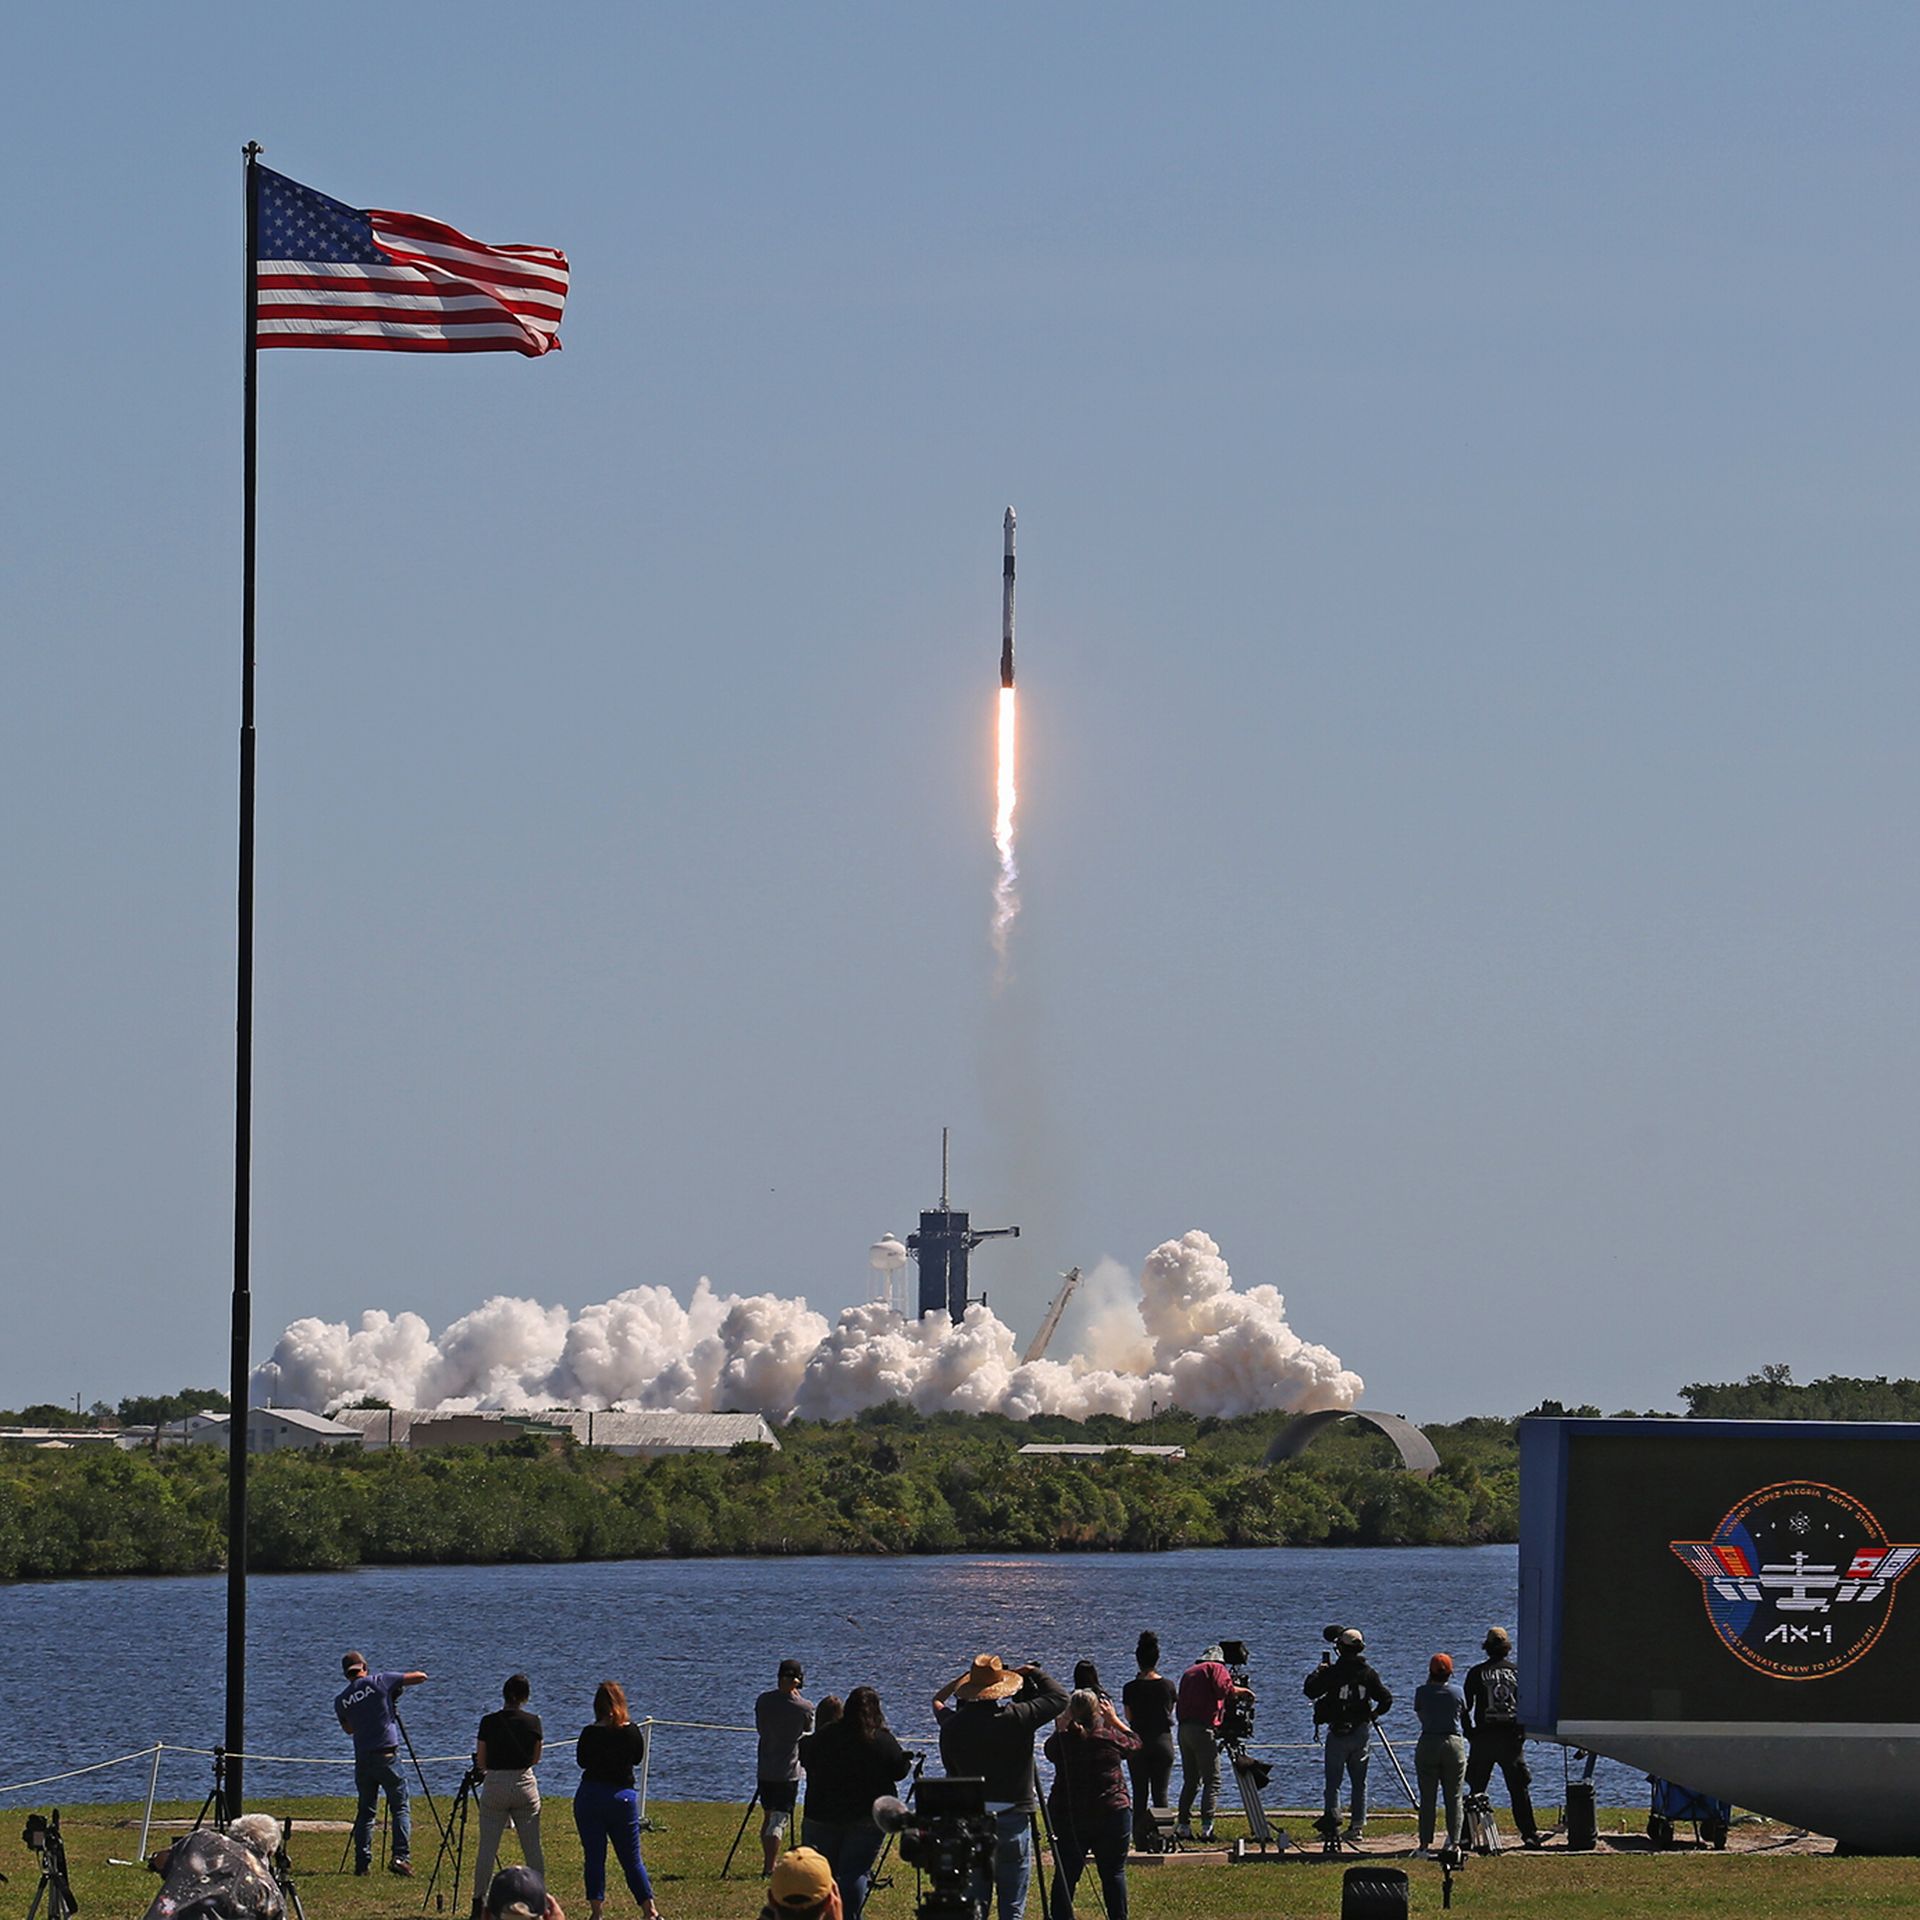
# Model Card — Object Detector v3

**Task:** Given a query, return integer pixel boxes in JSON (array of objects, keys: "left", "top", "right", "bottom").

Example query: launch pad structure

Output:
[{"left": 907, "top": 1128, "right": 1019, "bottom": 1324}]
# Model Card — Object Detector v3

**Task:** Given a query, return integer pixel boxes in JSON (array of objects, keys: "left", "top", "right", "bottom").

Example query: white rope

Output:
[
  {"left": 168, "top": 1745, "right": 470, "bottom": 1767},
  {"left": 0, "top": 1745, "right": 163, "bottom": 1797}
]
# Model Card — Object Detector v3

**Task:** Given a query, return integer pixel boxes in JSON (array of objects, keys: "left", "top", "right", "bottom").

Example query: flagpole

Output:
[{"left": 227, "top": 137, "right": 263, "bottom": 1817}]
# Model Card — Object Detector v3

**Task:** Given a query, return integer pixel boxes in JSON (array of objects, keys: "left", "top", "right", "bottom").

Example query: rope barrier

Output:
[
  {"left": 0, "top": 1745, "right": 164, "bottom": 1797},
  {"left": 0, "top": 1725, "right": 1418, "bottom": 1804}
]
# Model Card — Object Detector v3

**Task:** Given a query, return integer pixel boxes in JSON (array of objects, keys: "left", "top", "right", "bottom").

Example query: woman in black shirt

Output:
[
  {"left": 1119, "top": 1632, "right": 1177, "bottom": 1848},
  {"left": 573, "top": 1681, "right": 661, "bottom": 1920},
  {"left": 797, "top": 1686, "right": 910, "bottom": 1917}
]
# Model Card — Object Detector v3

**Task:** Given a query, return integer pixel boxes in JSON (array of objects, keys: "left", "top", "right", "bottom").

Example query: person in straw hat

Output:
[{"left": 933, "top": 1655, "right": 1068, "bottom": 1920}]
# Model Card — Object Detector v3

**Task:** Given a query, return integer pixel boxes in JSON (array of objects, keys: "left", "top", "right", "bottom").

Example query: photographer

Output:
[
  {"left": 797, "top": 1685, "right": 910, "bottom": 1919},
  {"left": 335, "top": 1649, "right": 428, "bottom": 1877},
  {"left": 471, "top": 1673, "right": 546, "bottom": 1918},
  {"left": 1172, "top": 1646, "right": 1247, "bottom": 1843},
  {"left": 141, "top": 1815, "right": 285, "bottom": 1920},
  {"left": 1462, "top": 1628, "right": 1542, "bottom": 1848},
  {"left": 1043, "top": 1689, "right": 1140, "bottom": 1920},
  {"left": 1302, "top": 1628, "right": 1391, "bottom": 1843},
  {"left": 756, "top": 1659, "right": 816, "bottom": 1876},
  {"left": 933, "top": 1654, "right": 1067, "bottom": 1920}
]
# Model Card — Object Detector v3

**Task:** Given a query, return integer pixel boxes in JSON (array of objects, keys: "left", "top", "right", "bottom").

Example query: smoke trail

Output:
[
  {"left": 254, "top": 1230, "right": 1363, "bottom": 1423},
  {"left": 991, "top": 686, "right": 1019, "bottom": 978}
]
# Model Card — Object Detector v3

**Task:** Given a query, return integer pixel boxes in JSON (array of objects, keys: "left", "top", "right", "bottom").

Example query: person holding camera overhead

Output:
[
  {"left": 1303, "top": 1627, "right": 1392, "bottom": 1844},
  {"left": 796, "top": 1686, "right": 910, "bottom": 1920},
  {"left": 933, "top": 1654, "right": 1068, "bottom": 1920},
  {"left": 1043, "top": 1689, "right": 1141, "bottom": 1920}
]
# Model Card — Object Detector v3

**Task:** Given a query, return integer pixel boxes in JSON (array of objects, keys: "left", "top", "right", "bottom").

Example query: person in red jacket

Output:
[{"left": 1173, "top": 1646, "right": 1250, "bottom": 1842}]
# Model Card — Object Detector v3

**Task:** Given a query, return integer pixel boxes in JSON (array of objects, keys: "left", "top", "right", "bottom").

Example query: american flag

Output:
[{"left": 253, "top": 166, "right": 568, "bottom": 356}]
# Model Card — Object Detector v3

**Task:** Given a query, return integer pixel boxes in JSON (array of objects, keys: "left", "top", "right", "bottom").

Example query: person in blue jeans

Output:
[
  {"left": 796, "top": 1686, "right": 911, "bottom": 1918},
  {"left": 933, "top": 1655, "right": 1069, "bottom": 1920},
  {"left": 335, "top": 1650, "right": 428, "bottom": 1875},
  {"left": 573, "top": 1681, "right": 663, "bottom": 1920}
]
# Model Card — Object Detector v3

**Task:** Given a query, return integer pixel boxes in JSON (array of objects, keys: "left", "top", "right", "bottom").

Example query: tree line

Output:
[
  {"left": 0, "top": 1405, "right": 1515, "bottom": 1579},
  {"left": 5, "top": 1372, "right": 1910, "bottom": 1581}
]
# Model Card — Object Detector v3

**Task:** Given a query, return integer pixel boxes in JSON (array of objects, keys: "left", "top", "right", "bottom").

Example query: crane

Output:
[{"left": 1022, "top": 1267, "right": 1082, "bottom": 1364}]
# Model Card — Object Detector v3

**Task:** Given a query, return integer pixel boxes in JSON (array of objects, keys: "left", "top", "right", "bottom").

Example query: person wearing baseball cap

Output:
[
  {"left": 1171, "top": 1646, "right": 1250, "bottom": 1842},
  {"left": 485, "top": 1865, "right": 562, "bottom": 1920},
  {"left": 1463, "top": 1628, "right": 1541, "bottom": 1847},
  {"left": 933, "top": 1655, "right": 1068, "bottom": 1920},
  {"left": 762, "top": 1847, "right": 838, "bottom": 1920},
  {"left": 1302, "top": 1628, "right": 1392, "bottom": 1843},
  {"left": 335, "top": 1650, "right": 429, "bottom": 1877}
]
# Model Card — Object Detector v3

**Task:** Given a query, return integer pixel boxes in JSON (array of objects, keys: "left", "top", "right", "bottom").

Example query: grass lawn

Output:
[{"left": 33, "top": 1797, "right": 1918, "bottom": 1920}]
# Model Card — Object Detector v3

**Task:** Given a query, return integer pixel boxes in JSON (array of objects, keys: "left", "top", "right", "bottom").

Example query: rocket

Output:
[{"left": 1000, "top": 506, "right": 1016, "bottom": 688}]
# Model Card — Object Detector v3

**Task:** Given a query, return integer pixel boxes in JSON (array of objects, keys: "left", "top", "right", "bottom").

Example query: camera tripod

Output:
[
  {"left": 421, "top": 1770, "right": 477, "bottom": 1913},
  {"left": 22, "top": 1811, "right": 77, "bottom": 1920},
  {"left": 272, "top": 1819, "right": 310, "bottom": 1920},
  {"left": 193, "top": 1748, "right": 234, "bottom": 1834}
]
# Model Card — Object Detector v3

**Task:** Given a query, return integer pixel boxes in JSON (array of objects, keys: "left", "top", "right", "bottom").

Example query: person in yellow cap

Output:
[{"left": 761, "top": 1847, "right": 840, "bottom": 1920}]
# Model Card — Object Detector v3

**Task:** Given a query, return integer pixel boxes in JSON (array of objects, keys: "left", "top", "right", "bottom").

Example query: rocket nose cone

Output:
[{"left": 1005, "top": 506, "right": 1016, "bottom": 528}]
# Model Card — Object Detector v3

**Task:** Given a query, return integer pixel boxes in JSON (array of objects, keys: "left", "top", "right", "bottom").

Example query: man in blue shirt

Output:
[{"left": 336, "top": 1650, "right": 429, "bottom": 1875}]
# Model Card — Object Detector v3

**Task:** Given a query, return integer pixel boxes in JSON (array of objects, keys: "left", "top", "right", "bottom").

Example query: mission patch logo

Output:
[{"left": 1672, "top": 1481, "right": 1920, "bottom": 1679}]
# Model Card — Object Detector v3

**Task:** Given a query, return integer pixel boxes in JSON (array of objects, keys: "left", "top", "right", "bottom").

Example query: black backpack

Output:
[{"left": 1480, "top": 1662, "right": 1519, "bottom": 1725}]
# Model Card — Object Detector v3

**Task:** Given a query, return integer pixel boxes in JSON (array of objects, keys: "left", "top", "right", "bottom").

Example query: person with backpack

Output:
[
  {"left": 1302, "top": 1628, "right": 1392, "bottom": 1843},
  {"left": 1462, "top": 1628, "right": 1542, "bottom": 1848}
]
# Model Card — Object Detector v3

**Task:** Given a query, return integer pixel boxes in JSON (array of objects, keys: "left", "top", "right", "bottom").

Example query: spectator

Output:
[
  {"left": 1463, "top": 1628, "right": 1541, "bottom": 1848},
  {"left": 471, "top": 1674, "right": 545, "bottom": 1920},
  {"left": 573, "top": 1681, "right": 662, "bottom": 1920},
  {"left": 335, "top": 1650, "right": 427, "bottom": 1877},
  {"left": 1410, "top": 1654, "right": 1468, "bottom": 1857},
  {"left": 797, "top": 1686, "right": 910, "bottom": 1918},
  {"left": 933, "top": 1655, "right": 1068, "bottom": 1920},
  {"left": 1044, "top": 1689, "right": 1140, "bottom": 1920},
  {"left": 755, "top": 1660, "right": 816, "bottom": 1876},
  {"left": 1119, "top": 1634, "right": 1176, "bottom": 1850},
  {"left": 1173, "top": 1646, "right": 1248, "bottom": 1842}
]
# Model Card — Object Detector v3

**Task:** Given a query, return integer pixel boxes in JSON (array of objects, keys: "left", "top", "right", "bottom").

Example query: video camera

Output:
[
  {"left": 1216, "top": 1639, "right": 1257, "bottom": 1746},
  {"left": 874, "top": 1777, "right": 995, "bottom": 1920}
]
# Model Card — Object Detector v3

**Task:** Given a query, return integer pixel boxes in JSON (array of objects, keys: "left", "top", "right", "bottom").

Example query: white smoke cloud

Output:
[{"left": 253, "top": 1230, "right": 1362, "bottom": 1422}]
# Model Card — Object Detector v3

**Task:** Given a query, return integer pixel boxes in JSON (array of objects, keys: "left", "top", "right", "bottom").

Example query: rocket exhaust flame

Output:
[
  {"left": 991, "top": 507, "right": 1019, "bottom": 979},
  {"left": 992, "top": 685, "right": 1019, "bottom": 976}
]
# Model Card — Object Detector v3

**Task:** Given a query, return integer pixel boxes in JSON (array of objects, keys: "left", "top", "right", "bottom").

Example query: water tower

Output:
[{"left": 868, "top": 1233, "right": 909, "bottom": 1316}]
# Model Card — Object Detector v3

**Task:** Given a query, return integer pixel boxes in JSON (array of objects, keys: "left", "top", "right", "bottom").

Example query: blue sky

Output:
[{"left": 4, "top": 4, "right": 1917, "bottom": 1418}]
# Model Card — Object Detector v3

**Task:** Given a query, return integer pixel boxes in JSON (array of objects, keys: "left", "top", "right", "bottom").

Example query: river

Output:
[{"left": 0, "top": 1549, "right": 1640, "bottom": 1814}]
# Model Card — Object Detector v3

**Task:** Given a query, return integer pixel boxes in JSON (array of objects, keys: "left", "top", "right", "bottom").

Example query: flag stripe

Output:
[{"left": 253, "top": 167, "right": 567, "bottom": 358}]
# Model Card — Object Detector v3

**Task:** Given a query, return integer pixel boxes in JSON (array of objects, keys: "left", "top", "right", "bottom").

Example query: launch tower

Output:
[{"left": 908, "top": 1128, "right": 1020, "bottom": 1323}]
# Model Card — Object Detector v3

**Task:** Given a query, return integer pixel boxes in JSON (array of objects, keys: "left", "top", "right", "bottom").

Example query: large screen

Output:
[{"left": 1545, "top": 1427, "right": 1920, "bottom": 1725}]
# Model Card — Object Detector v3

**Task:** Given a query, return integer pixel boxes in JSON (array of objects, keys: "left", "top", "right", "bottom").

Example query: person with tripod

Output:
[
  {"left": 336, "top": 1650, "right": 428, "bottom": 1876},
  {"left": 1302, "top": 1628, "right": 1391, "bottom": 1845},
  {"left": 470, "top": 1674, "right": 546, "bottom": 1918},
  {"left": 1043, "top": 1689, "right": 1139, "bottom": 1920},
  {"left": 755, "top": 1659, "right": 815, "bottom": 1876}
]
